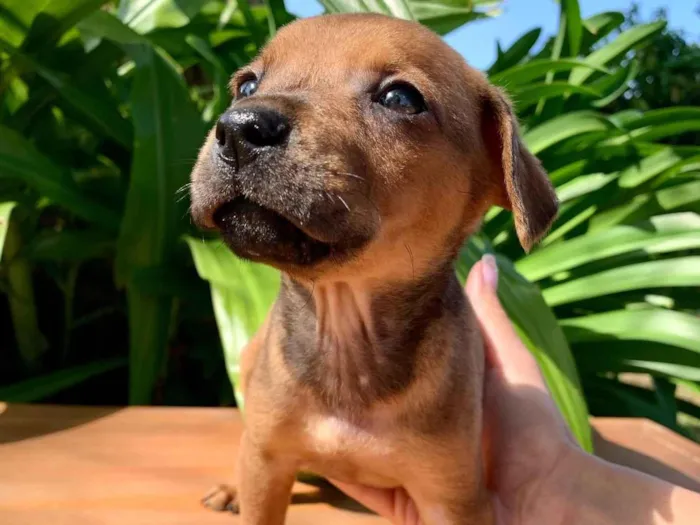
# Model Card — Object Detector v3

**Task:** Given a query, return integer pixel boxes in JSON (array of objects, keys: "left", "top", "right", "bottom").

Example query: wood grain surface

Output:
[{"left": 0, "top": 404, "right": 698, "bottom": 524}]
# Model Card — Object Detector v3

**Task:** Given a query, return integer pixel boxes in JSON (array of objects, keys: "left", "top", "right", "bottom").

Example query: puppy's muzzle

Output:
[{"left": 215, "top": 107, "right": 291, "bottom": 171}]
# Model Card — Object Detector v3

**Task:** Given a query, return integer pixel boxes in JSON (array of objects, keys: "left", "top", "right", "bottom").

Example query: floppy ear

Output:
[{"left": 481, "top": 87, "right": 558, "bottom": 252}]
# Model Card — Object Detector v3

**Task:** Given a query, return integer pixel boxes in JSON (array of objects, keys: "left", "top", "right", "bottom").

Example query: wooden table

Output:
[{"left": 1, "top": 403, "right": 699, "bottom": 524}]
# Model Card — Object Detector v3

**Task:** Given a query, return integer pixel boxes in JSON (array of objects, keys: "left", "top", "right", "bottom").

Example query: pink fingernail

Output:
[{"left": 482, "top": 254, "right": 499, "bottom": 290}]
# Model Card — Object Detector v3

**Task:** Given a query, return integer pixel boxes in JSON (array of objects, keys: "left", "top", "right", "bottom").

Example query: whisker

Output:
[
  {"left": 337, "top": 195, "right": 351, "bottom": 212},
  {"left": 335, "top": 171, "right": 365, "bottom": 181}
]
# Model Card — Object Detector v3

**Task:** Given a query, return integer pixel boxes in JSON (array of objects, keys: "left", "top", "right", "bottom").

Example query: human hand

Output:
[{"left": 330, "top": 254, "right": 581, "bottom": 525}]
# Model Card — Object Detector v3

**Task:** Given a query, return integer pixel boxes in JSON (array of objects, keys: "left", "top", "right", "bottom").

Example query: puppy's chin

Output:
[{"left": 213, "top": 197, "right": 334, "bottom": 267}]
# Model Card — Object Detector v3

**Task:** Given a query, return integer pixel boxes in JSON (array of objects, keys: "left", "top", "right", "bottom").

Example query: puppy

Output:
[{"left": 190, "top": 13, "right": 557, "bottom": 525}]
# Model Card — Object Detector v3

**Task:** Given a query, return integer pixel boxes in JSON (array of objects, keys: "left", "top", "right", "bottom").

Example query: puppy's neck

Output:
[{"left": 277, "top": 266, "right": 464, "bottom": 413}]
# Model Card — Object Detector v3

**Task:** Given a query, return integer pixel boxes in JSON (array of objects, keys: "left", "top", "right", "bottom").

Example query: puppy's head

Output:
[{"left": 190, "top": 14, "right": 557, "bottom": 281}]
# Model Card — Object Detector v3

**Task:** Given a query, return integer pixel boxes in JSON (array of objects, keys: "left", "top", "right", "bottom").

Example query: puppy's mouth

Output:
[{"left": 213, "top": 196, "right": 333, "bottom": 266}]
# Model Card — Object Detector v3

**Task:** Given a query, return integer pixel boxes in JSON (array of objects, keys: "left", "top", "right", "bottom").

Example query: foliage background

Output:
[{"left": 0, "top": 0, "right": 698, "bottom": 446}]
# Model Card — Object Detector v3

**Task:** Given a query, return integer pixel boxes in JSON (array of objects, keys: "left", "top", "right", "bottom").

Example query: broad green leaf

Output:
[
  {"left": 0, "top": 40, "right": 133, "bottom": 148},
  {"left": 78, "top": 9, "right": 147, "bottom": 45},
  {"left": 511, "top": 82, "right": 601, "bottom": 111},
  {"left": 569, "top": 21, "right": 665, "bottom": 85},
  {"left": 584, "top": 377, "right": 690, "bottom": 436},
  {"left": 319, "top": 0, "right": 499, "bottom": 34},
  {"left": 575, "top": 341, "right": 700, "bottom": 382},
  {"left": 628, "top": 121, "right": 700, "bottom": 145},
  {"left": 524, "top": 111, "right": 612, "bottom": 154},
  {"left": 587, "top": 180, "right": 700, "bottom": 232},
  {"left": 0, "top": 202, "right": 16, "bottom": 261},
  {"left": 0, "top": 358, "right": 126, "bottom": 402},
  {"left": 624, "top": 107, "right": 700, "bottom": 131},
  {"left": 118, "top": 0, "right": 209, "bottom": 34},
  {"left": 27, "top": 229, "right": 114, "bottom": 261},
  {"left": 560, "top": 0, "right": 582, "bottom": 57},
  {"left": 543, "top": 257, "right": 700, "bottom": 306},
  {"left": 618, "top": 148, "right": 682, "bottom": 188},
  {"left": 0, "top": 0, "right": 107, "bottom": 47},
  {"left": 456, "top": 238, "right": 592, "bottom": 451},
  {"left": 561, "top": 309, "right": 700, "bottom": 355},
  {"left": 186, "top": 238, "right": 280, "bottom": 410},
  {"left": 490, "top": 59, "right": 609, "bottom": 87},
  {"left": 320, "top": 0, "right": 413, "bottom": 19},
  {"left": 581, "top": 12, "right": 624, "bottom": 46},
  {"left": 409, "top": 1, "right": 492, "bottom": 35},
  {"left": 591, "top": 59, "right": 639, "bottom": 108},
  {"left": 186, "top": 34, "right": 230, "bottom": 122},
  {"left": 263, "top": 0, "right": 295, "bottom": 35},
  {"left": 555, "top": 172, "right": 617, "bottom": 203},
  {"left": 116, "top": 44, "right": 206, "bottom": 404},
  {"left": 0, "top": 126, "right": 120, "bottom": 231},
  {"left": 518, "top": 213, "right": 700, "bottom": 281},
  {"left": 2, "top": 213, "right": 48, "bottom": 370},
  {"left": 488, "top": 28, "right": 541, "bottom": 75}
]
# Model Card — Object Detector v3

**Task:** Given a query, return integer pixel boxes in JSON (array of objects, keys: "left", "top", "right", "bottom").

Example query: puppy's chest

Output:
[{"left": 300, "top": 414, "right": 400, "bottom": 487}]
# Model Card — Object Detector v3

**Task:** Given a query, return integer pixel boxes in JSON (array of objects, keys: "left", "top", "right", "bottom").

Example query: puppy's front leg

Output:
[{"left": 238, "top": 431, "right": 297, "bottom": 525}]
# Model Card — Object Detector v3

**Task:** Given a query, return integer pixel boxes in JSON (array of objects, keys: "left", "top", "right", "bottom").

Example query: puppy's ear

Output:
[{"left": 481, "top": 87, "right": 558, "bottom": 252}]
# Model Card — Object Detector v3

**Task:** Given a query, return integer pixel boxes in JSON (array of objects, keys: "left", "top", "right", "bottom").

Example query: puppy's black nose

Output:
[{"left": 215, "top": 107, "right": 291, "bottom": 169}]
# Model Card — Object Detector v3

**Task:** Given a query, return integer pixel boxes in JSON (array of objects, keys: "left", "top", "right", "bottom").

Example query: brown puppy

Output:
[{"left": 190, "top": 13, "right": 557, "bottom": 525}]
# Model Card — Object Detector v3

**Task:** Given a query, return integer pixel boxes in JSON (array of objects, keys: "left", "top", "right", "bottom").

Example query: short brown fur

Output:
[{"left": 190, "top": 13, "right": 557, "bottom": 525}]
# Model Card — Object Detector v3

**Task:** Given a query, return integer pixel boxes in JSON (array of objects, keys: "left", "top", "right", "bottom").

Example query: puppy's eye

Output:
[
  {"left": 238, "top": 79, "right": 258, "bottom": 98},
  {"left": 377, "top": 84, "right": 426, "bottom": 114}
]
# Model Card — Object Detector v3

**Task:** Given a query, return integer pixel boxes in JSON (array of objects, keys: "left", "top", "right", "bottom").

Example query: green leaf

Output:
[
  {"left": 186, "top": 237, "right": 280, "bottom": 410},
  {"left": 2, "top": 214, "right": 48, "bottom": 370},
  {"left": 490, "top": 58, "right": 609, "bottom": 87},
  {"left": 77, "top": 9, "right": 148, "bottom": 45},
  {"left": 0, "top": 0, "right": 107, "bottom": 47},
  {"left": 569, "top": 21, "right": 665, "bottom": 85},
  {"left": 118, "top": 0, "right": 208, "bottom": 34},
  {"left": 575, "top": 341, "right": 700, "bottom": 382},
  {"left": 588, "top": 181, "right": 700, "bottom": 232},
  {"left": 524, "top": 111, "right": 612, "bottom": 155},
  {"left": 0, "top": 202, "right": 16, "bottom": 262},
  {"left": 582, "top": 11, "right": 624, "bottom": 46},
  {"left": 624, "top": 107, "right": 700, "bottom": 131},
  {"left": 511, "top": 82, "right": 601, "bottom": 111},
  {"left": 561, "top": 309, "right": 700, "bottom": 355},
  {"left": 319, "top": 0, "right": 413, "bottom": 19},
  {"left": 618, "top": 148, "right": 682, "bottom": 188},
  {"left": 456, "top": 238, "right": 592, "bottom": 451},
  {"left": 0, "top": 40, "right": 133, "bottom": 148},
  {"left": 488, "top": 28, "right": 541, "bottom": 74},
  {"left": 584, "top": 377, "right": 689, "bottom": 436},
  {"left": 591, "top": 59, "right": 639, "bottom": 108},
  {"left": 560, "top": 0, "right": 582, "bottom": 57},
  {"left": 263, "top": 0, "right": 295, "bottom": 35},
  {"left": 0, "top": 125, "right": 121, "bottom": 231},
  {"left": 543, "top": 257, "right": 700, "bottom": 306},
  {"left": 116, "top": 43, "right": 206, "bottom": 404},
  {"left": 186, "top": 34, "right": 230, "bottom": 122},
  {"left": 26, "top": 229, "right": 114, "bottom": 261},
  {"left": 0, "top": 358, "right": 127, "bottom": 402},
  {"left": 518, "top": 213, "right": 700, "bottom": 281}
]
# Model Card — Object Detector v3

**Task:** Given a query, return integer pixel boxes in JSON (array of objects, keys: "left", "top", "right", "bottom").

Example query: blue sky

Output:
[{"left": 285, "top": 0, "right": 699, "bottom": 70}]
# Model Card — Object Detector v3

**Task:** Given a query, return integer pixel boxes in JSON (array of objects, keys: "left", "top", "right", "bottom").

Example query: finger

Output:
[
  {"left": 329, "top": 480, "right": 397, "bottom": 520},
  {"left": 465, "top": 255, "right": 546, "bottom": 390}
]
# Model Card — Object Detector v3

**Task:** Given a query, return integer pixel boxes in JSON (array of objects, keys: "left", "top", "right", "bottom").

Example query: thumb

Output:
[{"left": 465, "top": 254, "right": 546, "bottom": 390}]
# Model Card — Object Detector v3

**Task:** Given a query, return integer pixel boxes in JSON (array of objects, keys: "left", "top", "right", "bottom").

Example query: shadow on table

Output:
[
  {"left": 594, "top": 428, "right": 700, "bottom": 493},
  {"left": 0, "top": 403, "right": 121, "bottom": 445}
]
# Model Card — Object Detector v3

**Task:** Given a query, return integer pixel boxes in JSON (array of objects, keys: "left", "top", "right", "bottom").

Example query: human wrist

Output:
[{"left": 548, "top": 443, "right": 698, "bottom": 525}]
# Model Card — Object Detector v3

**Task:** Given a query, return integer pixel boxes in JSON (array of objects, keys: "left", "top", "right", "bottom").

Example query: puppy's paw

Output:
[{"left": 201, "top": 484, "right": 240, "bottom": 513}]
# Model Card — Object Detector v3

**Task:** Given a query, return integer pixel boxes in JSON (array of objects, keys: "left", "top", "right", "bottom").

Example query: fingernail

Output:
[{"left": 481, "top": 254, "right": 498, "bottom": 290}]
